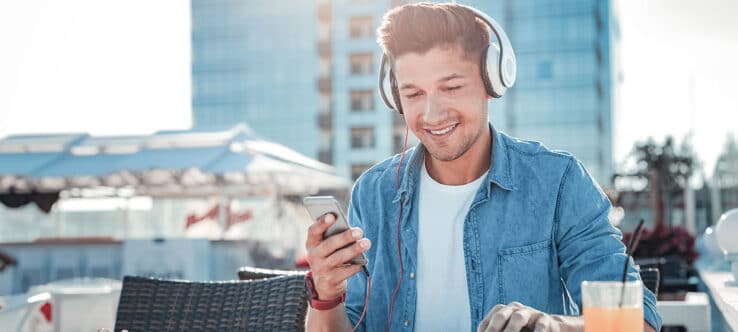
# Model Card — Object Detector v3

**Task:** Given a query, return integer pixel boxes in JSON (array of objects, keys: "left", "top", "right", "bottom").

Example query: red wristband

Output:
[{"left": 305, "top": 271, "right": 346, "bottom": 310}]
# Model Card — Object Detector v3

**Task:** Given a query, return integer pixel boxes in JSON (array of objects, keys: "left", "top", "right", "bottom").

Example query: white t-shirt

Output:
[{"left": 414, "top": 161, "right": 488, "bottom": 332}]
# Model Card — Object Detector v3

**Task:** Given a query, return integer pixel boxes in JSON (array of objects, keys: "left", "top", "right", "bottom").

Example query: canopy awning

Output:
[{"left": 0, "top": 124, "right": 349, "bottom": 203}]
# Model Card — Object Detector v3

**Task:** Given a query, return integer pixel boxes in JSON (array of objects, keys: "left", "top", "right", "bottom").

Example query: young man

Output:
[{"left": 305, "top": 3, "right": 660, "bottom": 331}]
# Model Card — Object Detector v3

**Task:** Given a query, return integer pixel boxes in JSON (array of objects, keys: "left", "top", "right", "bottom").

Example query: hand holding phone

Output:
[
  {"left": 303, "top": 196, "right": 371, "bottom": 301},
  {"left": 303, "top": 196, "right": 368, "bottom": 265}
]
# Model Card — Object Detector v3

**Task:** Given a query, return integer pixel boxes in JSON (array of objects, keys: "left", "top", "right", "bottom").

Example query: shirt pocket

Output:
[{"left": 497, "top": 239, "right": 552, "bottom": 311}]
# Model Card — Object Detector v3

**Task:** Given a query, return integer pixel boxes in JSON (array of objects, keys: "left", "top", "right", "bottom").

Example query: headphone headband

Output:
[
  {"left": 379, "top": 5, "right": 516, "bottom": 114},
  {"left": 464, "top": 5, "right": 517, "bottom": 88}
]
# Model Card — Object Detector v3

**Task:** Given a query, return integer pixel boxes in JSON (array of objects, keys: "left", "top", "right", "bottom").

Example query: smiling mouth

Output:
[{"left": 426, "top": 123, "right": 458, "bottom": 136}]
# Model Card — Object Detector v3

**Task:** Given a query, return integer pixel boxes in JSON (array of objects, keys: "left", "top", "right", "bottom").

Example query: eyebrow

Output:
[{"left": 399, "top": 73, "right": 466, "bottom": 90}]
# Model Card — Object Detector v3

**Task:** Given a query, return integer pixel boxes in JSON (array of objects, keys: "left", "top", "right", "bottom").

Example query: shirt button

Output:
[
  {"left": 409, "top": 272, "right": 415, "bottom": 279},
  {"left": 404, "top": 320, "right": 410, "bottom": 327}
]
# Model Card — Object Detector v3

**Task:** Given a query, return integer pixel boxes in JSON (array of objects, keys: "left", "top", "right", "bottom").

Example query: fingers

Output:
[
  {"left": 479, "top": 302, "right": 542, "bottom": 332},
  {"left": 478, "top": 304, "right": 506, "bottom": 332},
  {"left": 305, "top": 213, "right": 336, "bottom": 249},
  {"left": 313, "top": 226, "right": 366, "bottom": 261},
  {"left": 502, "top": 309, "right": 532, "bottom": 332},
  {"left": 331, "top": 264, "right": 365, "bottom": 285},
  {"left": 324, "top": 238, "right": 371, "bottom": 267},
  {"left": 532, "top": 315, "right": 555, "bottom": 332},
  {"left": 487, "top": 305, "right": 516, "bottom": 332}
]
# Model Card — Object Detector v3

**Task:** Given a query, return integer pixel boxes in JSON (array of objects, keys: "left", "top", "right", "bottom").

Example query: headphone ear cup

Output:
[
  {"left": 379, "top": 54, "right": 402, "bottom": 113},
  {"left": 389, "top": 70, "right": 403, "bottom": 114},
  {"left": 484, "top": 42, "right": 505, "bottom": 98},
  {"left": 479, "top": 46, "right": 495, "bottom": 98}
]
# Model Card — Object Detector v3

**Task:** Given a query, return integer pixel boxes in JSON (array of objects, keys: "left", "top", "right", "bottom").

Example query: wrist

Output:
[{"left": 305, "top": 271, "right": 346, "bottom": 310}]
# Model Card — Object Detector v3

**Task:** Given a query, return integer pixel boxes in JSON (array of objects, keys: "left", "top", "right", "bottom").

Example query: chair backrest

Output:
[
  {"left": 114, "top": 275, "right": 308, "bottom": 332},
  {"left": 639, "top": 267, "right": 660, "bottom": 298},
  {"left": 238, "top": 266, "right": 307, "bottom": 280}
]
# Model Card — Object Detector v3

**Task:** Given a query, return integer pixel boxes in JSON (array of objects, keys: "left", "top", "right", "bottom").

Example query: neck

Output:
[{"left": 424, "top": 127, "right": 492, "bottom": 185}]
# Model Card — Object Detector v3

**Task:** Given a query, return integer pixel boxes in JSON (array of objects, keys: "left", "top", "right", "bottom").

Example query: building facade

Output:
[
  {"left": 191, "top": 0, "right": 321, "bottom": 158},
  {"left": 191, "top": 0, "right": 619, "bottom": 184},
  {"left": 483, "top": 0, "right": 619, "bottom": 186}
]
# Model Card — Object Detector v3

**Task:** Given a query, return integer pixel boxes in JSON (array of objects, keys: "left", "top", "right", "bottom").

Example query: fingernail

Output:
[
  {"left": 351, "top": 229, "right": 361, "bottom": 238},
  {"left": 324, "top": 214, "right": 335, "bottom": 224},
  {"left": 359, "top": 239, "right": 371, "bottom": 249}
]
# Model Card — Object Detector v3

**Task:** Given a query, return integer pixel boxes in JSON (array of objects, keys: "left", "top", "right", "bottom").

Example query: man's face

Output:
[{"left": 394, "top": 45, "right": 490, "bottom": 162}]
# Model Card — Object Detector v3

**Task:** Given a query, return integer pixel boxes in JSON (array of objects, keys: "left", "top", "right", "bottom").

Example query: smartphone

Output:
[{"left": 302, "top": 196, "right": 368, "bottom": 266}]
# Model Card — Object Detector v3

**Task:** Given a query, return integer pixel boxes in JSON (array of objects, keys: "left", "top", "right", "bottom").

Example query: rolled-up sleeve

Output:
[{"left": 555, "top": 157, "right": 662, "bottom": 330}]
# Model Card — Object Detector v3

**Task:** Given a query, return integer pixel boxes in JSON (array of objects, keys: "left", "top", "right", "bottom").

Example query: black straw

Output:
[{"left": 619, "top": 219, "right": 645, "bottom": 307}]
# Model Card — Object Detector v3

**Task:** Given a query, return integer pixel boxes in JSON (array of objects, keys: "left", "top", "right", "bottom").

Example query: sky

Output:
[
  {"left": 0, "top": 0, "right": 736, "bottom": 177},
  {"left": 615, "top": 0, "right": 738, "bottom": 175},
  {"left": 0, "top": 0, "right": 191, "bottom": 138}
]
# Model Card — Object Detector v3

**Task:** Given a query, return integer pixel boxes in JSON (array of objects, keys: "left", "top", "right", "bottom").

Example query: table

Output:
[
  {"left": 656, "top": 292, "right": 711, "bottom": 332},
  {"left": 697, "top": 269, "right": 738, "bottom": 331}
]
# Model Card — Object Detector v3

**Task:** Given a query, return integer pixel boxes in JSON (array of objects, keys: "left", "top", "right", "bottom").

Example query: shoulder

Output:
[
  {"left": 497, "top": 131, "right": 578, "bottom": 183},
  {"left": 499, "top": 131, "right": 574, "bottom": 162}
]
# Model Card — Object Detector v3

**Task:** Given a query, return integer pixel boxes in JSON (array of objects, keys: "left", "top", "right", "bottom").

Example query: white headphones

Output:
[{"left": 378, "top": 5, "right": 517, "bottom": 114}]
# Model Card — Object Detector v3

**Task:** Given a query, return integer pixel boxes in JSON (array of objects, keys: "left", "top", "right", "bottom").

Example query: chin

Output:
[
  {"left": 421, "top": 131, "right": 479, "bottom": 163},
  {"left": 425, "top": 145, "right": 466, "bottom": 162}
]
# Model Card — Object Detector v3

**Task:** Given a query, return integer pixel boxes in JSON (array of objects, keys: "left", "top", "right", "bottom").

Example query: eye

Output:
[
  {"left": 445, "top": 85, "right": 463, "bottom": 91},
  {"left": 404, "top": 91, "right": 422, "bottom": 99}
]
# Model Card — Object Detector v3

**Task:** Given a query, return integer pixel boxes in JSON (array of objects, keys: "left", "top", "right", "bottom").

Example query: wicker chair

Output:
[
  {"left": 238, "top": 266, "right": 307, "bottom": 281},
  {"left": 114, "top": 275, "right": 308, "bottom": 332}
]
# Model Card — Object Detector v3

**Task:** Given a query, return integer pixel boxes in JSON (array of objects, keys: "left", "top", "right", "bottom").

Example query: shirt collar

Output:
[{"left": 393, "top": 123, "right": 516, "bottom": 203}]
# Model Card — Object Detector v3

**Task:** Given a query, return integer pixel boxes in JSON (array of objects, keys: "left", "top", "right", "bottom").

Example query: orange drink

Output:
[
  {"left": 581, "top": 280, "right": 643, "bottom": 332},
  {"left": 583, "top": 306, "right": 643, "bottom": 331}
]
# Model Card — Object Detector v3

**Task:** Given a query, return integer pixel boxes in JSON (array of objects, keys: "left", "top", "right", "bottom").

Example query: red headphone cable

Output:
[
  {"left": 385, "top": 125, "right": 409, "bottom": 332},
  {"left": 351, "top": 266, "right": 371, "bottom": 332}
]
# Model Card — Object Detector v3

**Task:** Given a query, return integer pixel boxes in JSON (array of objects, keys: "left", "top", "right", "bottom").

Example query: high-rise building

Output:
[
  {"left": 475, "top": 0, "right": 619, "bottom": 186},
  {"left": 330, "top": 0, "right": 618, "bottom": 184},
  {"left": 191, "top": 0, "right": 322, "bottom": 159},
  {"left": 191, "top": 0, "right": 619, "bottom": 185},
  {"left": 332, "top": 0, "right": 413, "bottom": 181}
]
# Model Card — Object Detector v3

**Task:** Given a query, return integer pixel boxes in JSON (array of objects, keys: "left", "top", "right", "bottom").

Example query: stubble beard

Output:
[{"left": 425, "top": 124, "right": 482, "bottom": 162}]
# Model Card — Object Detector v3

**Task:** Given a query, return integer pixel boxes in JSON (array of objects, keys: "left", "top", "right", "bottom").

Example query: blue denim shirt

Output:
[{"left": 345, "top": 124, "right": 661, "bottom": 331}]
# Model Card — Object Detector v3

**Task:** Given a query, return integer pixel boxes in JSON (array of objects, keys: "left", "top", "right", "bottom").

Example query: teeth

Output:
[{"left": 430, "top": 124, "right": 456, "bottom": 135}]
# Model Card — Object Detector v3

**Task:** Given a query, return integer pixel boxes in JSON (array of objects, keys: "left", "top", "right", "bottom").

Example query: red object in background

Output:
[
  {"left": 295, "top": 253, "right": 309, "bottom": 268},
  {"left": 186, "top": 203, "right": 253, "bottom": 230},
  {"left": 185, "top": 204, "right": 219, "bottom": 228},
  {"left": 622, "top": 223, "right": 699, "bottom": 265},
  {"left": 225, "top": 210, "right": 253, "bottom": 230},
  {"left": 39, "top": 302, "right": 52, "bottom": 323}
]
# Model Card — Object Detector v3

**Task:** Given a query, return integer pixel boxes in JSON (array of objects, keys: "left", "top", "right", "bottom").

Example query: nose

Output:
[{"left": 422, "top": 93, "right": 448, "bottom": 125}]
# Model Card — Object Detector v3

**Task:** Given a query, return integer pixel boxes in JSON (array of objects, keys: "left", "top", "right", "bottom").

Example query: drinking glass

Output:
[{"left": 581, "top": 280, "right": 643, "bottom": 332}]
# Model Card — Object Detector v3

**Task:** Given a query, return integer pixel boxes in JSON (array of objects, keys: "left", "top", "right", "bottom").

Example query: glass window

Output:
[
  {"left": 319, "top": 93, "right": 331, "bottom": 114},
  {"left": 350, "top": 90, "right": 374, "bottom": 112},
  {"left": 350, "top": 53, "right": 374, "bottom": 75},
  {"left": 351, "top": 163, "right": 374, "bottom": 181},
  {"left": 319, "top": 57, "right": 331, "bottom": 77},
  {"left": 537, "top": 61, "right": 553, "bottom": 80},
  {"left": 320, "top": 130, "right": 331, "bottom": 148},
  {"left": 318, "top": 21, "right": 331, "bottom": 40},
  {"left": 350, "top": 127, "right": 375, "bottom": 148},
  {"left": 349, "top": 16, "right": 373, "bottom": 39}
]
